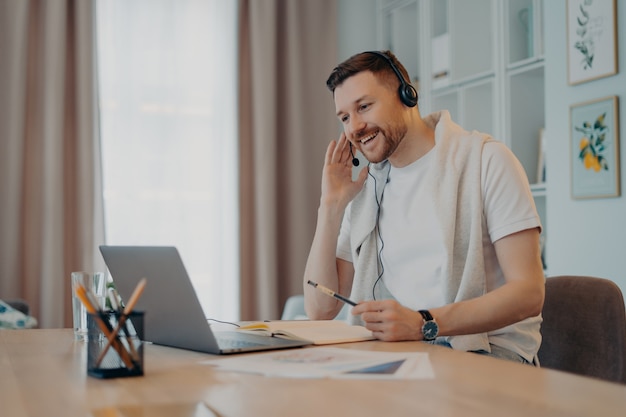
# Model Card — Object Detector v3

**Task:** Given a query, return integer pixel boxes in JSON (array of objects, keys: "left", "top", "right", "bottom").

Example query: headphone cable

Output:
[{"left": 368, "top": 166, "right": 388, "bottom": 300}]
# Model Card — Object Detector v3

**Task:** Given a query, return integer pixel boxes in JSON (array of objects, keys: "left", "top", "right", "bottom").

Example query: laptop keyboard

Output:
[
  {"left": 219, "top": 337, "right": 264, "bottom": 349},
  {"left": 218, "top": 334, "right": 300, "bottom": 349}
]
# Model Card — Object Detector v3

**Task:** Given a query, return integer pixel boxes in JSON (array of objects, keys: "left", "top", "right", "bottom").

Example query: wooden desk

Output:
[{"left": 1, "top": 329, "right": 625, "bottom": 417}]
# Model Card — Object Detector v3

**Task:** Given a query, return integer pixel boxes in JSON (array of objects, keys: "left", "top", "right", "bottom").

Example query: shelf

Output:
[
  {"left": 380, "top": 0, "right": 419, "bottom": 82},
  {"left": 506, "top": 55, "right": 545, "bottom": 72},
  {"left": 507, "top": 65, "right": 545, "bottom": 184},
  {"left": 378, "top": 0, "right": 546, "bottom": 229},
  {"left": 530, "top": 183, "right": 547, "bottom": 197},
  {"left": 449, "top": 0, "right": 493, "bottom": 81},
  {"left": 431, "top": 70, "right": 495, "bottom": 94},
  {"left": 462, "top": 80, "right": 494, "bottom": 134}
]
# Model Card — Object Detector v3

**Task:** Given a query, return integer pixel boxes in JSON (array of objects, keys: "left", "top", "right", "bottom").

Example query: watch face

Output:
[{"left": 423, "top": 321, "right": 439, "bottom": 340}]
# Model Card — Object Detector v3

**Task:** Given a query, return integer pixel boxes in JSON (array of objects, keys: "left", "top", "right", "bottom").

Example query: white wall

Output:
[
  {"left": 337, "top": 0, "right": 379, "bottom": 60},
  {"left": 544, "top": 0, "right": 626, "bottom": 295}
]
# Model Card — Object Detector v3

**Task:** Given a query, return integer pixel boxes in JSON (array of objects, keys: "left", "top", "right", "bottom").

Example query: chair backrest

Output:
[
  {"left": 538, "top": 275, "right": 626, "bottom": 384},
  {"left": 281, "top": 295, "right": 350, "bottom": 321},
  {"left": 281, "top": 295, "right": 307, "bottom": 320}
]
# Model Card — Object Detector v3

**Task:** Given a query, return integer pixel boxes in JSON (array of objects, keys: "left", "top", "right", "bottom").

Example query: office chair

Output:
[
  {"left": 281, "top": 295, "right": 308, "bottom": 320},
  {"left": 281, "top": 295, "right": 350, "bottom": 321},
  {"left": 538, "top": 275, "right": 626, "bottom": 384}
]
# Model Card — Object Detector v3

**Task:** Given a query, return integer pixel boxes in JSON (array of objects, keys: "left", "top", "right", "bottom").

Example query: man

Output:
[{"left": 303, "top": 50, "right": 545, "bottom": 364}]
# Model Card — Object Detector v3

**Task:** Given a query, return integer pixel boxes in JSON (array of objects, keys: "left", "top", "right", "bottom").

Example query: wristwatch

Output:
[{"left": 418, "top": 310, "right": 439, "bottom": 341}]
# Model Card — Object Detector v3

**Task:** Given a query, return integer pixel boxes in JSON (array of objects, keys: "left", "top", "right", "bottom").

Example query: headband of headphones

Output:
[{"left": 366, "top": 51, "right": 418, "bottom": 107}]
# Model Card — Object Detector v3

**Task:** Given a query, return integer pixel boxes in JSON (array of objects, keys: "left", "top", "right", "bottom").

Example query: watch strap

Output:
[
  {"left": 418, "top": 310, "right": 433, "bottom": 321},
  {"left": 418, "top": 309, "right": 438, "bottom": 341}
]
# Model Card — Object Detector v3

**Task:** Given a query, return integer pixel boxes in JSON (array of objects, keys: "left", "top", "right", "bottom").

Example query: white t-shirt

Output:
[
  {"left": 336, "top": 140, "right": 541, "bottom": 360},
  {"left": 373, "top": 149, "right": 445, "bottom": 310}
]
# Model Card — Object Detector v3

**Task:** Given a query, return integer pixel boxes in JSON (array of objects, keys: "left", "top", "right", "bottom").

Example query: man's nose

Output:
[{"left": 346, "top": 114, "right": 366, "bottom": 138}]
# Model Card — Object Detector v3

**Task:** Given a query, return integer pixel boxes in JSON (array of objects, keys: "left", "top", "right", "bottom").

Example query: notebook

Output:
[{"left": 99, "top": 245, "right": 312, "bottom": 354}]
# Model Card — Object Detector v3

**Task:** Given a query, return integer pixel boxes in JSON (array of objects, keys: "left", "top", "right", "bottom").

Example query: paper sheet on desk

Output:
[{"left": 204, "top": 347, "right": 435, "bottom": 379}]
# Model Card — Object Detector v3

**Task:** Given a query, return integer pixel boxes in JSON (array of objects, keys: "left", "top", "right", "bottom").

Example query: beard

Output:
[{"left": 356, "top": 120, "right": 408, "bottom": 164}]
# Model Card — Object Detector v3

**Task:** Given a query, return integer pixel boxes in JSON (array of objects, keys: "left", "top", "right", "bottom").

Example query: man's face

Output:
[{"left": 334, "top": 71, "right": 407, "bottom": 164}]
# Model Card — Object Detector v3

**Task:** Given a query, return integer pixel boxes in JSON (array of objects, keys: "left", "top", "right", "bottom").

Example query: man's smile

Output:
[{"left": 358, "top": 130, "right": 379, "bottom": 146}]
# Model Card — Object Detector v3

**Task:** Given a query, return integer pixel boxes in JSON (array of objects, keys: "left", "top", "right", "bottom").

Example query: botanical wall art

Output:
[
  {"left": 570, "top": 96, "right": 620, "bottom": 199},
  {"left": 567, "top": 0, "right": 618, "bottom": 85}
]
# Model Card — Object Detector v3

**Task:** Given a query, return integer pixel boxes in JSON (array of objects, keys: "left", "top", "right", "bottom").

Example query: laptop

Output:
[{"left": 99, "top": 245, "right": 311, "bottom": 354}]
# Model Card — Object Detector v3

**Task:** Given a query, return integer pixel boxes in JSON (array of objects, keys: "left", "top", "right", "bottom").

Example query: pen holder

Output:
[{"left": 87, "top": 311, "right": 144, "bottom": 379}]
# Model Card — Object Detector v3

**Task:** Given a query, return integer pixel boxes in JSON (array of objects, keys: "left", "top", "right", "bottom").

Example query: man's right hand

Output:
[{"left": 320, "top": 132, "right": 368, "bottom": 211}]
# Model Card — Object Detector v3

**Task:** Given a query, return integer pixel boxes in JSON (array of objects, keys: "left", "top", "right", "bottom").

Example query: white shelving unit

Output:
[{"left": 378, "top": 0, "right": 547, "bottom": 268}]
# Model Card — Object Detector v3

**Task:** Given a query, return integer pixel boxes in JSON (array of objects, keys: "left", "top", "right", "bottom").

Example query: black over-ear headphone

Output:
[{"left": 366, "top": 51, "right": 418, "bottom": 108}]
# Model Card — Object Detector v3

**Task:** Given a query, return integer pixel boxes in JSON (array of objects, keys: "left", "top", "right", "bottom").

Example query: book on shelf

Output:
[
  {"left": 237, "top": 320, "right": 375, "bottom": 345},
  {"left": 536, "top": 127, "right": 546, "bottom": 184}
]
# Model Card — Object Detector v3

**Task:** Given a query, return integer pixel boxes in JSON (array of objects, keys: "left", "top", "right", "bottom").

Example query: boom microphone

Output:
[{"left": 349, "top": 143, "right": 360, "bottom": 167}]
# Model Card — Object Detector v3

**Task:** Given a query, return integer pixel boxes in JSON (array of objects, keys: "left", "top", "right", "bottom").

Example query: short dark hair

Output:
[{"left": 325, "top": 50, "right": 411, "bottom": 95}]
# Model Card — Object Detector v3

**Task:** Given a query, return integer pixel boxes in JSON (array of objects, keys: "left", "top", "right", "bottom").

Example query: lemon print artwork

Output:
[{"left": 576, "top": 112, "right": 609, "bottom": 172}]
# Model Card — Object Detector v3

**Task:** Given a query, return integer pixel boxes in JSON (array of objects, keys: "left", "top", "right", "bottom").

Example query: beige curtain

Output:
[
  {"left": 0, "top": 0, "right": 104, "bottom": 328},
  {"left": 238, "top": 0, "right": 338, "bottom": 320}
]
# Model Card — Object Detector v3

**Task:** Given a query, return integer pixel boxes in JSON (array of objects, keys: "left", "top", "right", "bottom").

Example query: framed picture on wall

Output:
[
  {"left": 570, "top": 96, "right": 620, "bottom": 199},
  {"left": 567, "top": 0, "right": 618, "bottom": 85}
]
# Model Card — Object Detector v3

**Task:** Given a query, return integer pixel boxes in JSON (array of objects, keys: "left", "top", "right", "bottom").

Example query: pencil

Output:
[
  {"left": 75, "top": 285, "right": 135, "bottom": 369},
  {"left": 108, "top": 287, "right": 140, "bottom": 362},
  {"left": 96, "top": 278, "right": 147, "bottom": 367},
  {"left": 307, "top": 280, "right": 357, "bottom": 307}
]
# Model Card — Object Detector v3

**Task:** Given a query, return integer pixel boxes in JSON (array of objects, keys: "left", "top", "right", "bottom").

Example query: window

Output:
[{"left": 96, "top": 0, "right": 239, "bottom": 320}]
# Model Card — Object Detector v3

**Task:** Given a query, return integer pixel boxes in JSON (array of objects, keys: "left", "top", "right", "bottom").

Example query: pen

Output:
[{"left": 307, "top": 280, "right": 357, "bottom": 307}]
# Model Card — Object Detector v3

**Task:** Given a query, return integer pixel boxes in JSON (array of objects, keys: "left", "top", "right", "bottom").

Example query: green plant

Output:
[{"left": 574, "top": 0, "right": 595, "bottom": 70}]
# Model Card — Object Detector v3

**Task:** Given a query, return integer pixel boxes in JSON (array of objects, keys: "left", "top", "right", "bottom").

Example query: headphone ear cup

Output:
[{"left": 399, "top": 83, "right": 418, "bottom": 107}]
